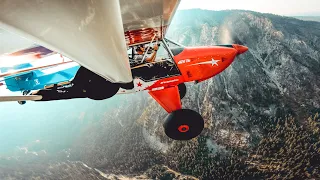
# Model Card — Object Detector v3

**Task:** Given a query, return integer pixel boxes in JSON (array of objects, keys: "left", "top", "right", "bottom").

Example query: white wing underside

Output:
[
  {"left": 0, "top": 0, "right": 180, "bottom": 84},
  {"left": 0, "top": 0, "right": 131, "bottom": 83}
]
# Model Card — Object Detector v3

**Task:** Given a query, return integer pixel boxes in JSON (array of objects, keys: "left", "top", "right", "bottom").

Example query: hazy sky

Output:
[{"left": 178, "top": 0, "right": 320, "bottom": 16}]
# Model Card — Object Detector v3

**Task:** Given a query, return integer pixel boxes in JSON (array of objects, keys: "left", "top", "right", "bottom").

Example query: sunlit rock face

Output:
[{"left": 0, "top": 9, "right": 319, "bottom": 180}]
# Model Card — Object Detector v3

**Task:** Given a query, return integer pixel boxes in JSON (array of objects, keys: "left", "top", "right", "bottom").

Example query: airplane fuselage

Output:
[
  {"left": 119, "top": 44, "right": 247, "bottom": 97},
  {"left": 0, "top": 42, "right": 248, "bottom": 111}
]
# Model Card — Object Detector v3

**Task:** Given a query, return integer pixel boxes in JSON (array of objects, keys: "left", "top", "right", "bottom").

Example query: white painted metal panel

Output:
[
  {"left": 0, "top": 0, "right": 132, "bottom": 83},
  {"left": 120, "top": 0, "right": 180, "bottom": 45},
  {"left": 120, "top": 0, "right": 180, "bottom": 32},
  {"left": 0, "top": 28, "right": 35, "bottom": 55}
]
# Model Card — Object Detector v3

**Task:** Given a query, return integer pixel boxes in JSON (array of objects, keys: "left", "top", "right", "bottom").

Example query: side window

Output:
[
  {"left": 164, "top": 38, "right": 184, "bottom": 48},
  {"left": 130, "top": 41, "right": 181, "bottom": 82},
  {"left": 155, "top": 42, "right": 173, "bottom": 62},
  {"left": 127, "top": 47, "right": 133, "bottom": 60}
]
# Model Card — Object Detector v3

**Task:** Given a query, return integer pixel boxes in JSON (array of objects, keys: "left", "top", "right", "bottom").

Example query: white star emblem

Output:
[{"left": 211, "top": 58, "right": 220, "bottom": 66}]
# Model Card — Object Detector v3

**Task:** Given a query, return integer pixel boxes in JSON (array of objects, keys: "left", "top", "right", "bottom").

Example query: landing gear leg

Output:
[
  {"left": 178, "top": 83, "right": 186, "bottom": 99},
  {"left": 149, "top": 86, "right": 204, "bottom": 140}
]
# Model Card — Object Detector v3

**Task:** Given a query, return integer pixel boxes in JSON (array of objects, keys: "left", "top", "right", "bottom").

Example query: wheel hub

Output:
[
  {"left": 163, "top": 109, "right": 204, "bottom": 140},
  {"left": 178, "top": 125, "right": 189, "bottom": 133}
]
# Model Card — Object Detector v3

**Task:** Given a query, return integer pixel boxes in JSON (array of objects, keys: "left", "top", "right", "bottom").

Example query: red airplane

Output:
[{"left": 0, "top": 0, "right": 248, "bottom": 140}]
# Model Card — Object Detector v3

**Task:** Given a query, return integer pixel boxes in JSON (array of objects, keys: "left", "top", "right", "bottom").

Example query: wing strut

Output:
[
  {"left": 0, "top": 95, "right": 42, "bottom": 102},
  {"left": 141, "top": 34, "right": 157, "bottom": 63}
]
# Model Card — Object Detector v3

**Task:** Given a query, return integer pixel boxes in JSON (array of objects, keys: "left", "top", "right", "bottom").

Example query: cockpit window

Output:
[
  {"left": 127, "top": 47, "right": 133, "bottom": 59},
  {"left": 164, "top": 38, "right": 185, "bottom": 48},
  {"left": 128, "top": 40, "right": 181, "bottom": 82}
]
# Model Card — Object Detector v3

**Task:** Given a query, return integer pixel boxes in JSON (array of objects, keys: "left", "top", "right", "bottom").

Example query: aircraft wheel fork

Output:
[
  {"left": 178, "top": 83, "right": 186, "bottom": 99},
  {"left": 163, "top": 109, "right": 204, "bottom": 140}
]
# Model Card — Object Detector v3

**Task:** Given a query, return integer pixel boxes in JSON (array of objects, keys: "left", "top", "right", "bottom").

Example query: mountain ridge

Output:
[{"left": 293, "top": 16, "right": 320, "bottom": 22}]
